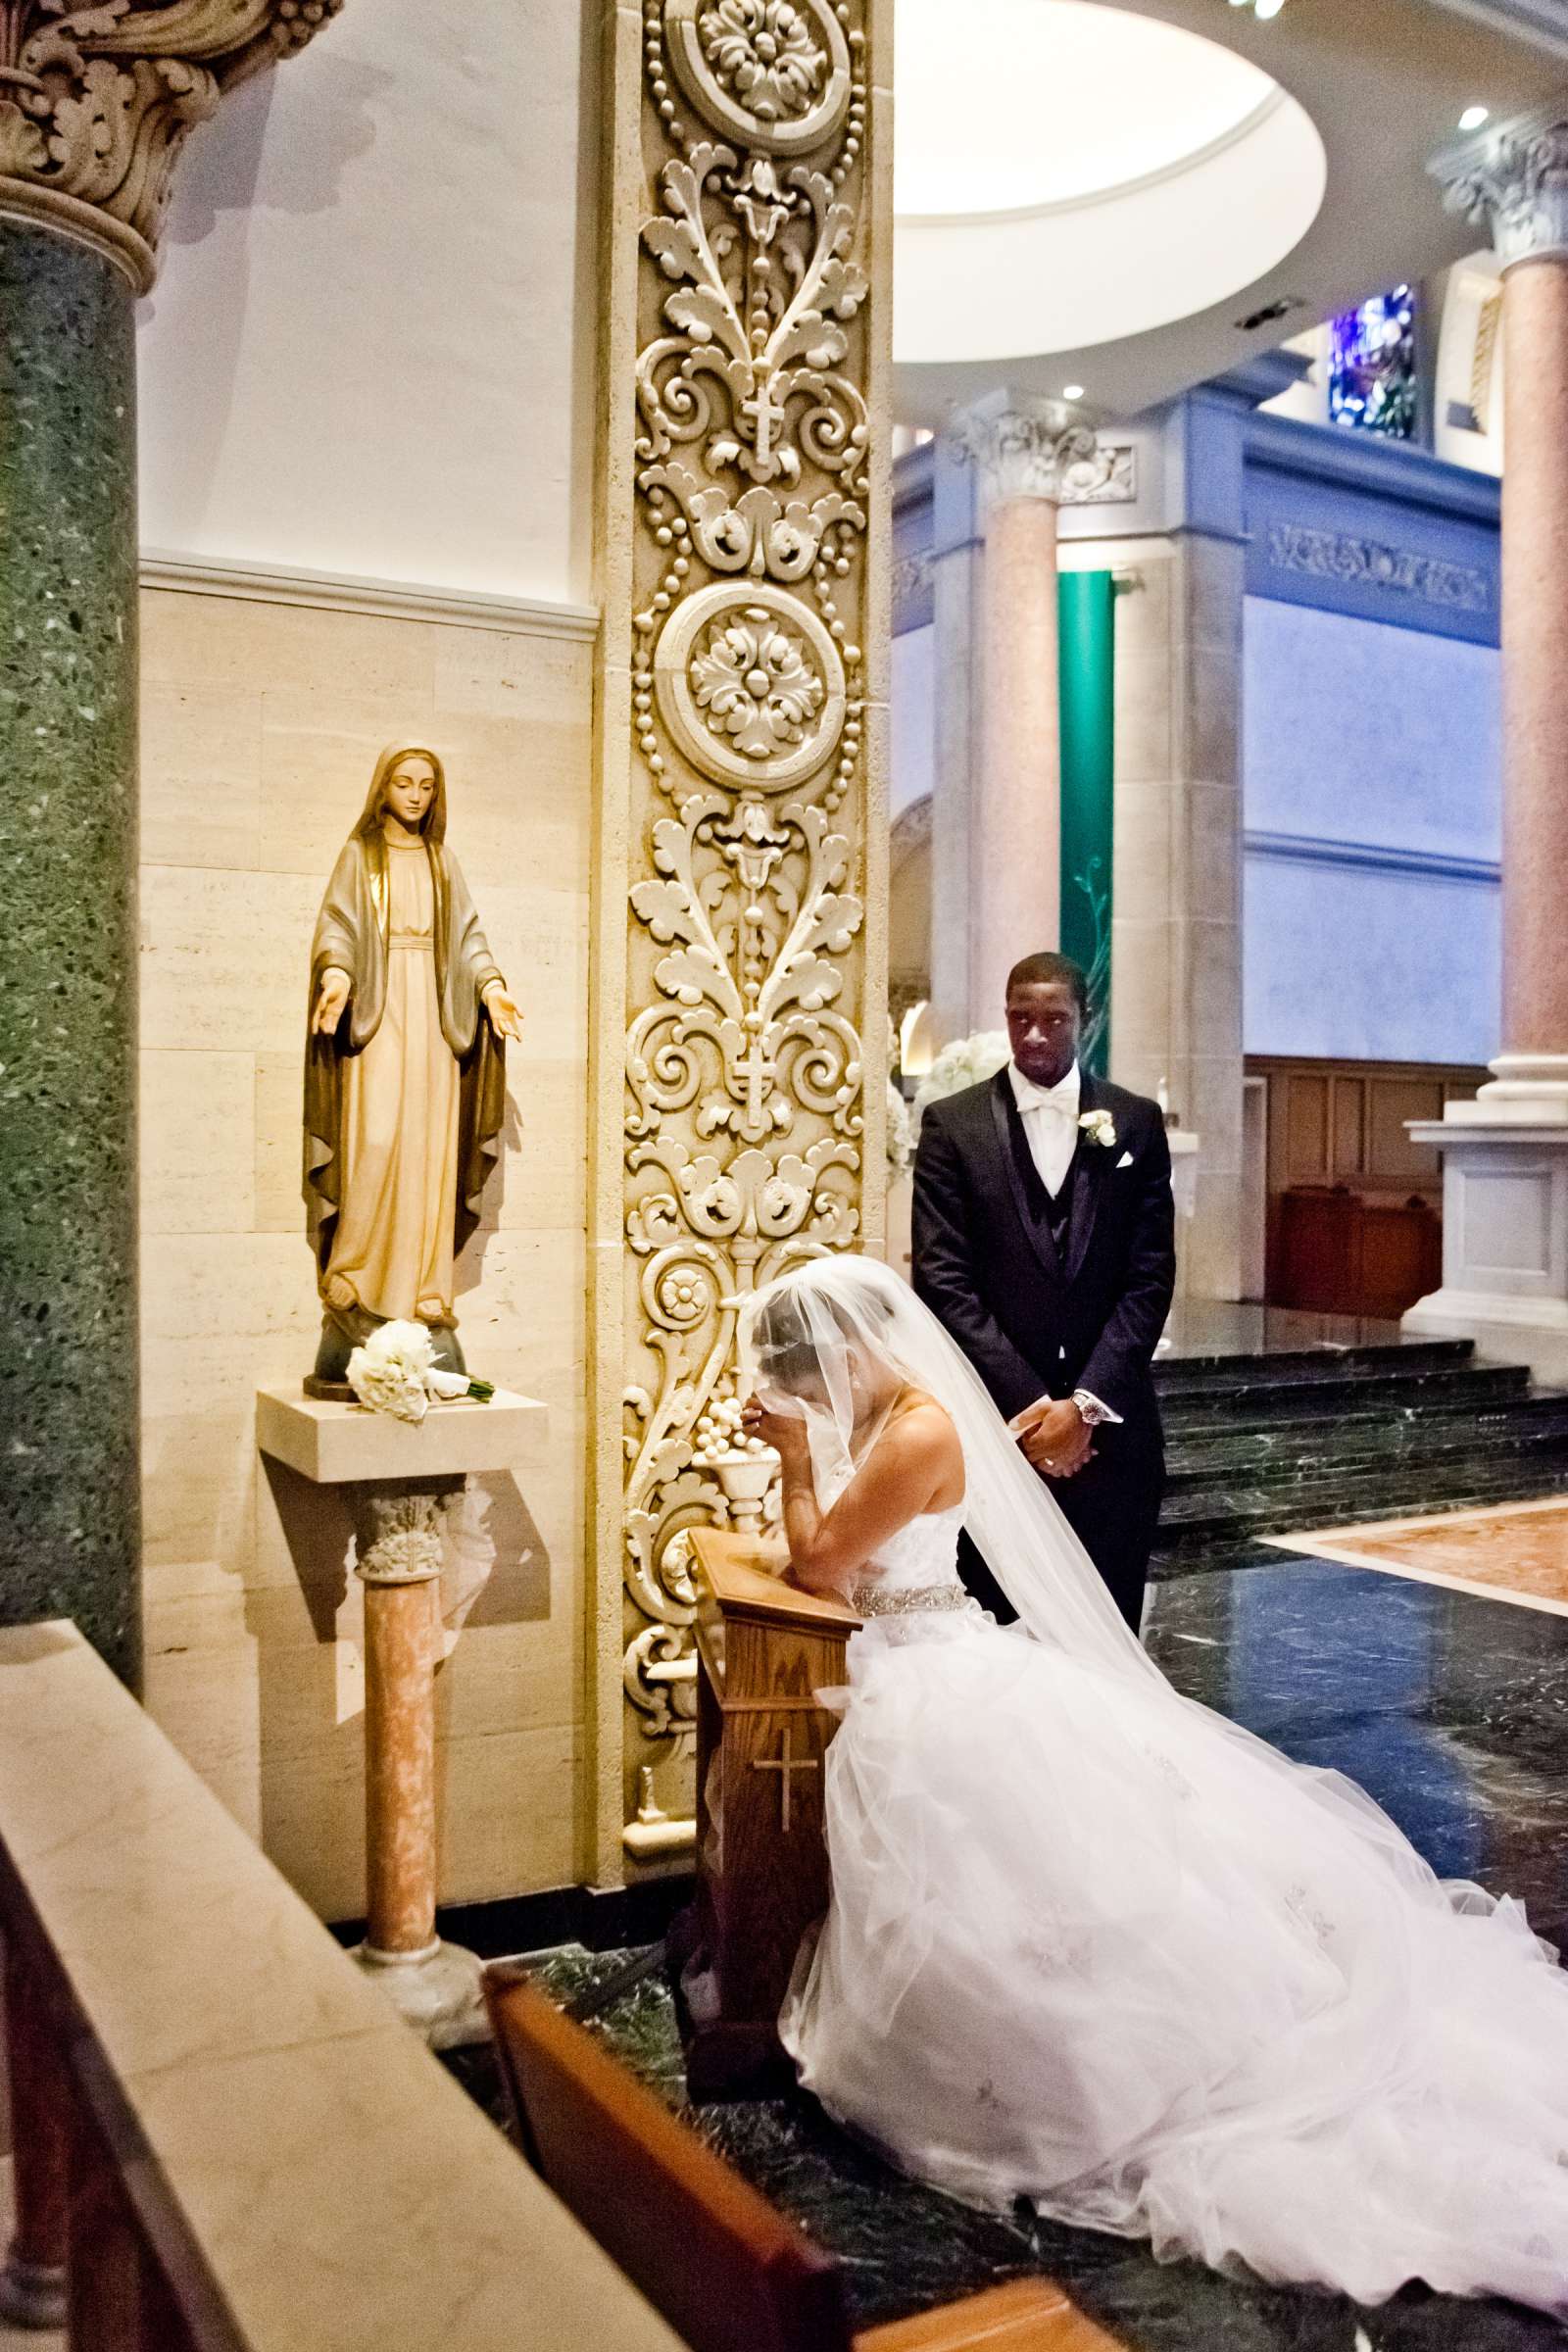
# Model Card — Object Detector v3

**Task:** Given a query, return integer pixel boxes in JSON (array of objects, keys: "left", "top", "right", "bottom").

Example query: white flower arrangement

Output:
[
  {"left": 346, "top": 1319, "right": 495, "bottom": 1424},
  {"left": 1078, "top": 1108, "right": 1117, "bottom": 1151},
  {"left": 911, "top": 1030, "right": 1011, "bottom": 1134}
]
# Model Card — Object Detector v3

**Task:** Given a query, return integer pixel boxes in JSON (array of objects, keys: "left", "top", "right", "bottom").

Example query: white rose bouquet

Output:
[
  {"left": 346, "top": 1320, "right": 495, "bottom": 1425},
  {"left": 912, "top": 1030, "right": 1011, "bottom": 1134}
]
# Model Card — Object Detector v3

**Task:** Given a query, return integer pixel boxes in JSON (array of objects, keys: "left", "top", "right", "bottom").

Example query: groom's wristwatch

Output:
[{"left": 1071, "top": 1389, "right": 1118, "bottom": 1428}]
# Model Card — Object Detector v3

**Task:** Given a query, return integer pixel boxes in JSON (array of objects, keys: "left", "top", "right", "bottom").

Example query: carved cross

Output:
[
  {"left": 751, "top": 1723, "right": 818, "bottom": 1834},
  {"left": 740, "top": 381, "right": 788, "bottom": 477}
]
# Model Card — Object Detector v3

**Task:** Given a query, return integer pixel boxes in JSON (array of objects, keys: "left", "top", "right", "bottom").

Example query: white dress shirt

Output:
[
  {"left": 1006, "top": 1057, "right": 1122, "bottom": 1430},
  {"left": 1008, "top": 1058, "right": 1082, "bottom": 1199}
]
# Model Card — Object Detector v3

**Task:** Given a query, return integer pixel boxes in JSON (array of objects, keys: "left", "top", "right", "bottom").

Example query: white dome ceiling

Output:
[
  {"left": 895, "top": 0, "right": 1279, "bottom": 220},
  {"left": 893, "top": 0, "right": 1326, "bottom": 367}
]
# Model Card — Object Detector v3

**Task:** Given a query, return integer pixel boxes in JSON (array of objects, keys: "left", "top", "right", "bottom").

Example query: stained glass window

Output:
[{"left": 1328, "top": 286, "right": 1418, "bottom": 439}]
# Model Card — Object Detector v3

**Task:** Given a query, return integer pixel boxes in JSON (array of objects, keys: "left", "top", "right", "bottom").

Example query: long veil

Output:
[
  {"left": 738, "top": 1252, "right": 1541, "bottom": 1944},
  {"left": 738, "top": 1256, "right": 1568, "bottom": 2315}
]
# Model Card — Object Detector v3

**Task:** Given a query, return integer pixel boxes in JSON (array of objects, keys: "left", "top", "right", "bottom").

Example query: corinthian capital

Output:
[
  {"left": 0, "top": 0, "right": 344, "bottom": 292},
  {"left": 1434, "top": 102, "right": 1568, "bottom": 273},
  {"left": 947, "top": 389, "right": 1129, "bottom": 512}
]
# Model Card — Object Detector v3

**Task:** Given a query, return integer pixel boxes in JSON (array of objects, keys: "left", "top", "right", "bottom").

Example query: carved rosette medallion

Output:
[
  {"left": 664, "top": 0, "right": 852, "bottom": 156},
  {"left": 0, "top": 0, "right": 343, "bottom": 291},
  {"left": 654, "top": 580, "right": 846, "bottom": 789},
  {"left": 615, "top": 0, "right": 875, "bottom": 1825}
]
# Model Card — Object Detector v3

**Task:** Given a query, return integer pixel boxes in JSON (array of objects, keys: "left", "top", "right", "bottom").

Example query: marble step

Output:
[
  {"left": 1154, "top": 1339, "right": 1474, "bottom": 1397},
  {"left": 1164, "top": 1390, "right": 1568, "bottom": 1483},
  {"left": 1156, "top": 1446, "right": 1568, "bottom": 1547},
  {"left": 1159, "top": 1360, "right": 1532, "bottom": 1431}
]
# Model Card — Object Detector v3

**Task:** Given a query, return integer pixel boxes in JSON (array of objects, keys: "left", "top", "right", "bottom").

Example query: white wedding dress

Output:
[{"left": 744, "top": 1259, "right": 1568, "bottom": 2322}]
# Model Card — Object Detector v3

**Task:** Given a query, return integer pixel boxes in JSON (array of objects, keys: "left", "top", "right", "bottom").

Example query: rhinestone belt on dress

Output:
[{"left": 850, "top": 1582, "right": 972, "bottom": 1619}]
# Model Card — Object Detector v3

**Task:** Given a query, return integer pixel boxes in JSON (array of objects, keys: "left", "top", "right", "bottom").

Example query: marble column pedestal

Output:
[
  {"left": 256, "top": 1385, "right": 547, "bottom": 2048},
  {"left": 1403, "top": 1100, "right": 1568, "bottom": 1383}
]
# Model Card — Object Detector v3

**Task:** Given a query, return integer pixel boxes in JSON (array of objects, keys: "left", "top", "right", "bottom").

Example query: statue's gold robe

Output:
[{"left": 304, "top": 831, "right": 506, "bottom": 1326}]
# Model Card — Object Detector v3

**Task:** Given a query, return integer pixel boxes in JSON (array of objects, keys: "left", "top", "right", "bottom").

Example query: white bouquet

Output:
[
  {"left": 346, "top": 1319, "right": 495, "bottom": 1424},
  {"left": 912, "top": 1030, "right": 1011, "bottom": 1134}
]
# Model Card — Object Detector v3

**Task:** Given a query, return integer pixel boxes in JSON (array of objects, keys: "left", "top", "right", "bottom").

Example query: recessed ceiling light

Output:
[
  {"left": 1253, "top": 0, "right": 1286, "bottom": 19},
  {"left": 1063, "top": 383, "right": 1085, "bottom": 401},
  {"left": 1458, "top": 104, "right": 1490, "bottom": 132}
]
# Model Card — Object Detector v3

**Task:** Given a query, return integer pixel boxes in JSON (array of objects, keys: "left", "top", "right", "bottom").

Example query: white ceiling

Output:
[
  {"left": 894, "top": 0, "right": 1276, "bottom": 217},
  {"left": 891, "top": 0, "right": 1568, "bottom": 425}
]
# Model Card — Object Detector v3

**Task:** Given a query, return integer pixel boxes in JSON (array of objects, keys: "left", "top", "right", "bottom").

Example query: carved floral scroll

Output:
[{"left": 613, "top": 0, "right": 881, "bottom": 1826}]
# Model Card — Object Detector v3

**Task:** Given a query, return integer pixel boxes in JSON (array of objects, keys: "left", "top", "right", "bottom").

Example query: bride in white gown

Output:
[{"left": 735, "top": 1254, "right": 1568, "bottom": 2322}]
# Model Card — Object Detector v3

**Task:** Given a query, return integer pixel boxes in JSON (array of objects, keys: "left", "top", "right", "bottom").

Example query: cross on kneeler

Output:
[{"left": 751, "top": 1723, "right": 819, "bottom": 1834}]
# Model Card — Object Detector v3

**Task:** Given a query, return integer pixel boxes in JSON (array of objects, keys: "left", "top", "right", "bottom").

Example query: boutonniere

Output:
[{"left": 1078, "top": 1109, "right": 1117, "bottom": 1151}]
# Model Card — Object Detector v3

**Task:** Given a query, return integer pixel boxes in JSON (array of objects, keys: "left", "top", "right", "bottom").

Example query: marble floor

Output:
[
  {"left": 1160, "top": 1301, "right": 1413, "bottom": 1360},
  {"left": 1271, "top": 1496, "right": 1568, "bottom": 1616},
  {"left": 451, "top": 1552, "right": 1568, "bottom": 2352}
]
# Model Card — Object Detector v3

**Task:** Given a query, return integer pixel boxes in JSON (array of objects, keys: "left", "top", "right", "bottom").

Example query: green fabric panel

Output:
[{"left": 1057, "top": 570, "right": 1115, "bottom": 1076}]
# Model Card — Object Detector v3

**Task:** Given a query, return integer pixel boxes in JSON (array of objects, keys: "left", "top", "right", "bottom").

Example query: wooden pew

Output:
[
  {"left": 485, "top": 1967, "right": 1126, "bottom": 2352},
  {"left": 0, "top": 1621, "right": 683, "bottom": 2352}
]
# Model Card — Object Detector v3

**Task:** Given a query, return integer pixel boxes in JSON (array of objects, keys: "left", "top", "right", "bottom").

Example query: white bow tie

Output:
[{"left": 1017, "top": 1085, "right": 1077, "bottom": 1120}]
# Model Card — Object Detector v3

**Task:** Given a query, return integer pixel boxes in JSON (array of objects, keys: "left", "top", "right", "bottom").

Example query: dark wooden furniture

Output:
[
  {"left": 1276, "top": 1185, "right": 1443, "bottom": 1321},
  {"left": 483, "top": 1968, "right": 1123, "bottom": 2352},
  {"left": 1248, "top": 1054, "right": 1483, "bottom": 1311},
  {"left": 685, "top": 1529, "right": 860, "bottom": 2097}
]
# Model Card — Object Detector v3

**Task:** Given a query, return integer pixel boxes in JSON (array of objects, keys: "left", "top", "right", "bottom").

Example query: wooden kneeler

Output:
[{"left": 483, "top": 1969, "right": 1125, "bottom": 2352}]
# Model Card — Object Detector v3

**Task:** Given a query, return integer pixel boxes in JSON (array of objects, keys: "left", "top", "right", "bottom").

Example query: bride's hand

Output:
[{"left": 740, "top": 1395, "right": 805, "bottom": 1456}]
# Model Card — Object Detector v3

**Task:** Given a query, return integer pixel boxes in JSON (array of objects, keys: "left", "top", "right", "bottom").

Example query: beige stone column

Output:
[
  {"left": 589, "top": 0, "right": 891, "bottom": 1876},
  {"left": 937, "top": 393, "right": 1126, "bottom": 1038},
  {"left": 1406, "top": 108, "right": 1568, "bottom": 1375}
]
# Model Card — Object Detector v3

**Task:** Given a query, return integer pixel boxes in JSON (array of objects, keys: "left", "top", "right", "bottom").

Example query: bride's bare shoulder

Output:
[{"left": 883, "top": 1390, "right": 965, "bottom": 1497}]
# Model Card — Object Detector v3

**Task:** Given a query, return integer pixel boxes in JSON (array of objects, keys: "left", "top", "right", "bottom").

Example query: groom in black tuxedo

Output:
[{"left": 911, "top": 952, "right": 1176, "bottom": 1634}]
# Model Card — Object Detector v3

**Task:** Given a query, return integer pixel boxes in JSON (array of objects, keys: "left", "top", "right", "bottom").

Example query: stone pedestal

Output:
[
  {"left": 256, "top": 1385, "right": 546, "bottom": 2047},
  {"left": 1412, "top": 115, "right": 1568, "bottom": 1376},
  {"left": 1402, "top": 1120, "right": 1568, "bottom": 1381}
]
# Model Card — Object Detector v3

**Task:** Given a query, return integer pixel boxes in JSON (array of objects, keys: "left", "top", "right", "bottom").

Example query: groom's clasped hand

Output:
[{"left": 1009, "top": 1394, "right": 1094, "bottom": 1480}]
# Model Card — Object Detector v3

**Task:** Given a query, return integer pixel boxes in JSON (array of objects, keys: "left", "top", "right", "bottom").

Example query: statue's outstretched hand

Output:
[
  {"left": 312, "top": 967, "right": 352, "bottom": 1035},
  {"left": 483, "top": 983, "right": 524, "bottom": 1043}
]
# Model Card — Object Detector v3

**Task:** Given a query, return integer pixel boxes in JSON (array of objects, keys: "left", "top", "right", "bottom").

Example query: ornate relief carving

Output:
[
  {"left": 1436, "top": 111, "right": 1568, "bottom": 273},
  {"left": 1264, "top": 521, "right": 1491, "bottom": 616},
  {"left": 891, "top": 548, "right": 933, "bottom": 633},
  {"left": 949, "top": 395, "right": 1133, "bottom": 512},
  {"left": 0, "top": 0, "right": 341, "bottom": 288},
  {"left": 617, "top": 0, "right": 875, "bottom": 1817}
]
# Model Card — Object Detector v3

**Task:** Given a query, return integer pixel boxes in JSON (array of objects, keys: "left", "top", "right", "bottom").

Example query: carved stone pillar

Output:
[
  {"left": 589, "top": 0, "right": 891, "bottom": 1874},
  {"left": 1407, "top": 109, "right": 1568, "bottom": 1375},
  {"left": 934, "top": 391, "right": 1126, "bottom": 1039},
  {"left": 0, "top": 3, "right": 342, "bottom": 1690}
]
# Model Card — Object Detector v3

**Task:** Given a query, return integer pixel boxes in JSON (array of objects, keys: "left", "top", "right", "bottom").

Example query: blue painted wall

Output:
[{"left": 1242, "top": 417, "right": 1501, "bottom": 1066}]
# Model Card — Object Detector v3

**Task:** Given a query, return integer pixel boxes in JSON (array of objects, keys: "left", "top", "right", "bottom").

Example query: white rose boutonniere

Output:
[{"left": 1078, "top": 1108, "right": 1117, "bottom": 1151}]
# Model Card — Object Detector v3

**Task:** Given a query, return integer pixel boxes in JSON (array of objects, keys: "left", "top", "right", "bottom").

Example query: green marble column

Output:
[{"left": 0, "top": 220, "right": 140, "bottom": 1687}]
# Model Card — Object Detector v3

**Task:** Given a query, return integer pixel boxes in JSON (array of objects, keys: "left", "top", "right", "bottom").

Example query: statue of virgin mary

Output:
[{"left": 302, "top": 745, "right": 522, "bottom": 1395}]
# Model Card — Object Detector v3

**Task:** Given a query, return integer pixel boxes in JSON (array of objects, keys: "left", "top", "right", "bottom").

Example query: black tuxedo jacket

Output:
[{"left": 911, "top": 1067, "right": 1176, "bottom": 1435}]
